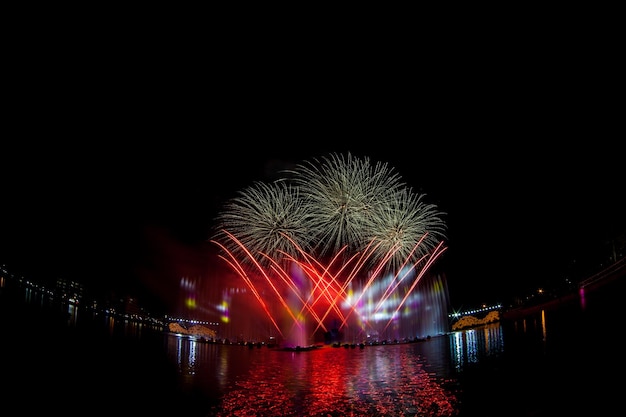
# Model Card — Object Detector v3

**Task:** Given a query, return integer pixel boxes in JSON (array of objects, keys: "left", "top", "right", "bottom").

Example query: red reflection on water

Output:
[{"left": 212, "top": 345, "right": 458, "bottom": 416}]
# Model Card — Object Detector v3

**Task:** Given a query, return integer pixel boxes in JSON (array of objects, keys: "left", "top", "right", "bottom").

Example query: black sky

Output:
[
  {"left": 2, "top": 22, "right": 624, "bottom": 314},
  {"left": 2, "top": 130, "right": 623, "bottom": 313}
]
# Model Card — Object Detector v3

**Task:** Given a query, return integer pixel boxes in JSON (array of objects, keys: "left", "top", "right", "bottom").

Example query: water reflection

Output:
[
  {"left": 209, "top": 344, "right": 459, "bottom": 417},
  {"left": 163, "top": 324, "right": 514, "bottom": 416},
  {"left": 165, "top": 334, "right": 252, "bottom": 398},
  {"left": 163, "top": 335, "right": 462, "bottom": 416},
  {"left": 450, "top": 323, "right": 504, "bottom": 370}
]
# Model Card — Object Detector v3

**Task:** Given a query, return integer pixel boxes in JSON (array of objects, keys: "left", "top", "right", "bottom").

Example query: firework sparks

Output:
[
  {"left": 212, "top": 152, "right": 448, "bottom": 344},
  {"left": 214, "top": 181, "right": 314, "bottom": 268},
  {"left": 283, "top": 152, "right": 408, "bottom": 260}
]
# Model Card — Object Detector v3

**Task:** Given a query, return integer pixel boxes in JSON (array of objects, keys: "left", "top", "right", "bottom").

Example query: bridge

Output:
[{"left": 579, "top": 256, "right": 626, "bottom": 290}]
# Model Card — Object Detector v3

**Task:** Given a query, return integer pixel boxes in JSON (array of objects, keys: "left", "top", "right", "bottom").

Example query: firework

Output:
[
  {"left": 364, "top": 187, "right": 447, "bottom": 274},
  {"left": 282, "top": 152, "right": 408, "bottom": 260},
  {"left": 211, "top": 152, "right": 448, "bottom": 344},
  {"left": 213, "top": 181, "right": 314, "bottom": 268}
]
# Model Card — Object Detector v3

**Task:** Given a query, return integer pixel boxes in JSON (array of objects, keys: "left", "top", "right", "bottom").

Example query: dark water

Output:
[
  {"left": 1, "top": 273, "right": 622, "bottom": 416},
  {"left": 168, "top": 335, "right": 460, "bottom": 416}
]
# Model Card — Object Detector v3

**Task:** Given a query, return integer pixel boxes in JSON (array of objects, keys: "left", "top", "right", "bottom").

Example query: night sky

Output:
[
  {"left": 2, "top": 25, "right": 624, "bottom": 316},
  {"left": 3, "top": 132, "right": 623, "bottom": 313}
]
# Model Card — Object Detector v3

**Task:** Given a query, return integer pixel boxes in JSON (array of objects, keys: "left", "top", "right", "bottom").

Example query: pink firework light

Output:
[
  {"left": 265, "top": 229, "right": 436, "bottom": 339},
  {"left": 212, "top": 229, "right": 447, "bottom": 345},
  {"left": 307, "top": 234, "right": 448, "bottom": 339},
  {"left": 378, "top": 241, "right": 447, "bottom": 336},
  {"left": 212, "top": 230, "right": 349, "bottom": 339},
  {"left": 291, "top": 236, "right": 399, "bottom": 336},
  {"left": 212, "top": 231, "right": 304, "bottom": 339},
  {"left": 337, "top": 238, "right": 446, "bottom": 334}
]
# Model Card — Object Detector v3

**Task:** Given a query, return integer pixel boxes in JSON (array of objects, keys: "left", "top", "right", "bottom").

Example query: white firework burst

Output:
[
  {"left": 283, "top": 152, "right": 407, "bottom": 258},
  {"left": 213, "top": 152, "right": 447, "bottom": 275},
  {"left": 365, "top": 187, "right": 447, "bottom": 273},
  {"left": 213, "top": 181, "right": 314, "bottom": 267}
]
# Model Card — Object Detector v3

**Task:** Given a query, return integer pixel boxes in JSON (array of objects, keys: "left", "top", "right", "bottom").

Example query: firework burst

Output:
[
  {"left": 213, "top": 181, "right": 314, "bottom": 268},
  {"left": 282, "top": 152, "right": 408, "bottom": 261},
  {"left": 364, "top": 187, "right": 447, "bottom": 274},
  {"left": 211, "top": 152, "right": 448, "bottom": 343}
]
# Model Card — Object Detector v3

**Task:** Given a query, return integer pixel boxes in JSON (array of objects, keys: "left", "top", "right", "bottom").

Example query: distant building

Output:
[{"left": 55, "top": 278, "right": 84, "bottom": 304}]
